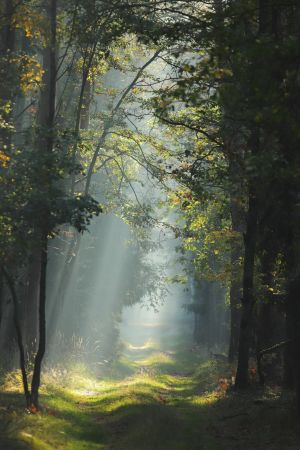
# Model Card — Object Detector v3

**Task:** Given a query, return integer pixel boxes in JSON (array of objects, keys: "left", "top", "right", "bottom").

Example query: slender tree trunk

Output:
[
  {"left": 0, "top": 0, "right": 16, "bottom": 150},
  {"left": 283, "top": 206, "right": 295, "bottom": 389},
  {"left": 234, "top": 0, "right": 262, "bottom": 377},
  {"left": 48, "top": 69, "right": 95, "bottom": 336},
  {"left": 227, "top": 159, "right": 244, "bottom": 361},
  {"left": 284, "top": 292, "right": 295, "bottom": 388},
  {"left": 284, "top": 232, "right": 300, "bottom": 410},
  {"left": 193, "top": 313, "right": 201, "bottom": 344},
  {"left": 286, "top": 274, "right": 300, "bottom": 412},
  {"left": 203, "top": 282, "right": 213, "bottom": 348},
  {"left": 30, "top": 241, "right": 47, "bottom": 408},
  {"left": 0, "top": 275, "right": 3, "bottom": 331},
  {"left": 0, "top": 1, "right": 15, "bottom": 56},
  {"left": 24, "top": 251, "right": 41, "bottom": 357},
  {"left": 70, "top": 45, "right": 97, "bottom": 194},
  {"left": 191, "top": 279, "right": 202, "bottom": 344},
  {"left": 235, "top": 189, "right": 258, "bottom": 388},
  {"left": 228, "top": 274, "right": 241, "bottom": 362},
  {"left": 228, "top": 196, "right": 243, "bottom": 361},
  {"left": 30, "top": 0, "right": 57, "bottom": 410},
  {"left": 255, "top": 239, "right": 278, "bottom": 384},
  {"left": 1, "top": 267, "right": 30, "bottom": 406},
  {"left": 292, "top": 282, "right": 300, "bottom": 414},
  {"left": 80, "top": 79, "right": 92, "bottom": 130}
]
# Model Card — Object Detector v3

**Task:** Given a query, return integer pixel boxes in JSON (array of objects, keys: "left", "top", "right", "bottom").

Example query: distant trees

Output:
[
  {"left": 0, "top": 0, "right": 163, "bottom": 409},
  {"left": 0, "top": 0, "right": 102, "bottom": 409}
]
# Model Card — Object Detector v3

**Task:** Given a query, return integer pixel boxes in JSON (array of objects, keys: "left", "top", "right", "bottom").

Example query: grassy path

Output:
[{"left": 1, "top": 340, "right": 300, "bottom": 449}]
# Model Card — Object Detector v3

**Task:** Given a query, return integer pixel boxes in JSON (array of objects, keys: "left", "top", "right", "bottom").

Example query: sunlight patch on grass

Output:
[
  {"left": 2, "top": 345, "right": 300, "bottom": 450},
  {"left": 125, "top": 338, "right": 160, "bottom": 352},
  {"left": 42, "top": 363, "right": 98, "bottom": 391},
  {"left": 15, "top": 391, "right": 106, "bottom": 450},
  {"left": 20, "top": 432, "right": 54, "bottom": 450},
  {"left": 157, "top": 374, "right": 196, "bottom": 392},
  {"left": 141, "top": 352, "right": 173, "bottom": 364},
  {"left": 1, "top": 370, "right": 24, "bottom": 393},
  {"left": 189, "top": 391, "right": 220, "bottom": 406}
]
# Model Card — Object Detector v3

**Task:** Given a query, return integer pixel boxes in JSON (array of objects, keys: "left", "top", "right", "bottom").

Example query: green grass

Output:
[{"left": 1, "top": 340, "right": 300, "bottom": 450}]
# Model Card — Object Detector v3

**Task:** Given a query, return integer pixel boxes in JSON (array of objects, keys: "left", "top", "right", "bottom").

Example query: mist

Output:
[{"left": 3, "top": 1, "right": 296, "bottom": 447}]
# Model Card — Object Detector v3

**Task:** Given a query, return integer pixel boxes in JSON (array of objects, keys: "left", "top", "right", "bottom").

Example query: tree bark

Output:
[
  {"left": 0, "top": 275, "right": 3, "bottom": 332},
  {"left": 0, "top": 0, "right": 16, "bottom": 150},
  {"left": 30, "top": 0, "right": 57, "bottom": 409},
  {"left": 228, "top": 273, "right": 241, "bottom": 362},
  {"left": 235, "top": 189, "right": 258, "bottom": 388},
  {"left": 24, "top": 251, "right": 41, "bottom": 357},
  {"left": 284, "top": 291, "right": 295, "bottom": 388},
  {"left": 1, "top": 266, "right": 30, "bottom": 407},
  {"left": 30, "top": 242, "right": 47, "bottom": 408},
  {"left": 285, "top": 237, "right": 300, "bottom": 411},
  {"left": 228, "top": 192, "right": 243, "bottom": 362}
]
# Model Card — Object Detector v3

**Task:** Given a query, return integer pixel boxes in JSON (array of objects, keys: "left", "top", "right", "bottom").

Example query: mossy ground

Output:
[{"left": 1, "top": 339, "right": 300, "bottom": 450}]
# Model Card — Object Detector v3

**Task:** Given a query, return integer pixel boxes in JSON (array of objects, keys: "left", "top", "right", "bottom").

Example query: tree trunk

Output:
[
  {"left": 235, "top": 189, "right": 258, "bottom": 388},
  {"left": 227, "top": 161, "right": 244, "bottom": 361},
  {"left": 0, "top": 275, "right": 3, "bottom": 331},
  {"left": 80, "top": 79, "right": 92, "bottom": 130},
  {"left": 70, "top": 45, "right": 97, "bottom": 194},
  {"left": 285, "top": 237, "right": 300, "bottom": 411},
  {"left": 30, "top": 242, "right": 47, "bottom": 408},
  {"left": 284, "top": 295, "right": 295, "bottom": 388},
  {"left": 1, "top": 267, "right": 30, "bottom": 407},
  {"left": 193, "top": 313, "right": 201, "bottom": 344},
  {"left": 228, "top": 274, "right": 241, "bottom": 362},
  {"left": 30, "top": 0, "right": 57, "bottom": 410},
  {"left": 255, "top": 239, "right": 279, "bottom": 384},
  {"left": 24, "top": 251, "right": 41, "bottom": 357},
  {"left": 228, "top": 210, "right": 242, "bottom": 361},
  {"left": 0, "top": 0, "right": 16, "bottom": 150},
  {"left": 286, "top": 274, "right": 300, "bottom": 412}
]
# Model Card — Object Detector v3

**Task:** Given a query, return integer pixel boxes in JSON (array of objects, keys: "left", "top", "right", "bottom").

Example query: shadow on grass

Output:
[
  {"left": 0, "top": 389, "right": 106, "bottom": 450},
  {"left": 104, "top": 388, "right": 300, "bottom": 450},
  {"left": 1, "top": 344, "right": 300, "bottom": 450}
]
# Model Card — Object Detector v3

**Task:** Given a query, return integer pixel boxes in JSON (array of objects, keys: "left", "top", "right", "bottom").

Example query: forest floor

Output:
[{"left": 1, "top": 337, "right": 300, "bottom": 450}]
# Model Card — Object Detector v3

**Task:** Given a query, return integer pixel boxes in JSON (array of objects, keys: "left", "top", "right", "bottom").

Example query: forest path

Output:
[
  {"left": 1, "top": 338, "right": 300, "bottom": 450},
  {"left": 100, "top": 340, "right": 300, "bottom": 450}
]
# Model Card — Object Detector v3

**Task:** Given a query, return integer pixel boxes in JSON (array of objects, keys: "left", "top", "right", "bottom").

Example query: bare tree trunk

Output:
[
  {"left": 0, "top": 0, "right": 16, "bottom": 149},
  {"left": 228, "top": 274, "right": 240, "bottom": 362},
  {"left": 1, "top": 267, "right": 30, "bottom": 407},
  {"left": 0, "top": 275, "right": 3, "bottom": 332},
  {"left": 80, "top": 79, "right": 92, "bottom": 130},
  {"left": 70, "top": 45, "right": 97, "bottom": 194},
  {"left": 48, "top": 69, "right": 95, "bottom": 336},
  {"left": 30, "top": 241, "right": 47, "bottom": 408},
  {"left": 30, "top": 0, "right": 57, "bottom": 410},
  {"left": 227, "top": 156, "right": 245, "bottom": 362},
  {"left": 235, "top": 189, "right": 258, "bottom": 388},
  {"left": 286, "top": 274, "right": 300, "bottom": 412},
  {"left": 24, "top": 251, "right": 41, "bottom": 357},
  {"left": 284, "top": 292, "right": 295, "bottom": 388},
  {"left": 0, "top": 0, "right": 15, "bottom": 56},
  {"left": 228, "top": 193, "right": 243, "bottom": 362},
  {"left": 285, "top": 232, "right": 300, "bottom": 411},
  {"left": 234, "top": 0, "right": 269, "bottom": 387}
]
